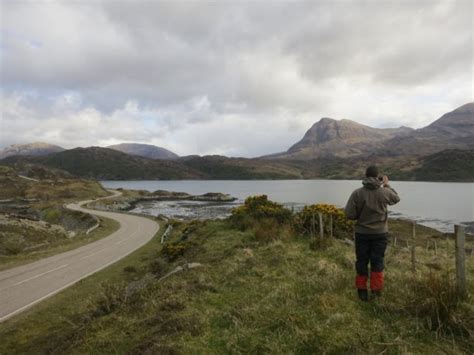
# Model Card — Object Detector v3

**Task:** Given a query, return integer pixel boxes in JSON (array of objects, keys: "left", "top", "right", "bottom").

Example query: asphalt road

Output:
[{"left": 0, "top": 191, "right": 160, "bottom": 322}]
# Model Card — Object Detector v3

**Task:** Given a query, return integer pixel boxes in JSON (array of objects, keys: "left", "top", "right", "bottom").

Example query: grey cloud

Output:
[{"left": 0, "top": 0, "right": 472, "bottom": 156}]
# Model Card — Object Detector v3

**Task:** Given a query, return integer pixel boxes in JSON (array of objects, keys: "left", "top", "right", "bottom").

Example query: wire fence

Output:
[{"left": 310, "top": 212, "right": 469, "bottom": 295}]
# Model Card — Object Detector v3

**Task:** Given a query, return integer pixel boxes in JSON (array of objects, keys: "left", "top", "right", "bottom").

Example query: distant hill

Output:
[
  {"left": 1, "top": 147, "right": 203, "bottom": 180},
  {"left": 107, "top": 143, "right": 179, "bottom": 160},
  {"left": 266, "top": 102, "right": 473, "bottom": 160},
  {"left": 0, "top": 143, "right": 64, "bottom": 159},
  {"left": 0, "top": 164, "right": 107, "bottom": 200},
  {"left": 412, "top": 149, "right": 474, "bottom": 182},
  {"left": 179, "top": 155, "right": 303, "bottom": 179}
]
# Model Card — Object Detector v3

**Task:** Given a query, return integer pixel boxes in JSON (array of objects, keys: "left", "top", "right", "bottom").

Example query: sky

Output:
[{"left": 0, "top": 0, "right": 472, "bottom": 157}]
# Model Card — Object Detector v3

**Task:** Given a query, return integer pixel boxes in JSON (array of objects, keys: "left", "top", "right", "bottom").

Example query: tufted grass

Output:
[{"left": 0, "top": 218, "right": 472, "bottom": 354}]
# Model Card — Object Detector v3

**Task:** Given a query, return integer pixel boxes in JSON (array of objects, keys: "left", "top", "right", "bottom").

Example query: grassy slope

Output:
[
  {"left": 0, "top": 165, "right": 120, "bottom": 269},
  {"left": 1, "top": 218, "right": 472, "bottom": 354},
  {"left": 1, "top": 147, "right": 205, "bottom": 180},
  {"left": 0, "top": 216, "right": 119, "bottom": 271},
  {"left": 0, "top": 165, "right": 109, "bottom": 201},
  {"left": 180, "top": 156, "right": 303, "bottom": 179},
  {"left": 413, "top": 149, "right": 474, "bottom": 182}
]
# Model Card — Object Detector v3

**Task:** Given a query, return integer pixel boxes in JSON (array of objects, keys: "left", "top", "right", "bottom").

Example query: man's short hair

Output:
[{"left": 366, "top": 165, "right": 379, "bottom": 178}]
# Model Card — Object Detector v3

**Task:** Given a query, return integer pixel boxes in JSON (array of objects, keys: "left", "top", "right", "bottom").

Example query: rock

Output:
[{"left": 191, "top": 192, "right": 237, "bottom": 202}]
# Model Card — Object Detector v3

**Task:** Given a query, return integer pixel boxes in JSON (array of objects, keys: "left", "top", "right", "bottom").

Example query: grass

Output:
[
  {"left": 0, "top": 215, "right": 120, "bottom": 271},
  {"left": 0, "top": 165, "right": 121, "bottom": 270},
  {"left": 0, "top": 219, "right": 162, "bottom": 353},
  {"left": 1, "top": 217, "right": 472, "bottom": 354}
]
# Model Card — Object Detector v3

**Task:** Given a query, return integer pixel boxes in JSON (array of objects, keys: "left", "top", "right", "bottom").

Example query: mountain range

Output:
[
  {"left": 268, "top": 102, "right": 474, "bottom": 159},
  {"left": 1, "top": 102, "right": 473, "bottom": 181}
]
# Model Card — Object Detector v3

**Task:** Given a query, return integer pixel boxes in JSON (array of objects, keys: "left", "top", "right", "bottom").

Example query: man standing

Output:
[{"left": 345, "top": 166, "right": 400, "bottom": 301}]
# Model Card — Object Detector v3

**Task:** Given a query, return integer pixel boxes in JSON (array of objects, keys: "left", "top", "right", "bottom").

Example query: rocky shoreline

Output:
[{"left": 88, "top": 189, "right": 237, "bottom": 212}]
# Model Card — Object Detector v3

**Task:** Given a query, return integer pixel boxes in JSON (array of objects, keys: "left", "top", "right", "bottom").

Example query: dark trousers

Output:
[{"left": 355, "top": 233, "right": 388, "bottom": 275}]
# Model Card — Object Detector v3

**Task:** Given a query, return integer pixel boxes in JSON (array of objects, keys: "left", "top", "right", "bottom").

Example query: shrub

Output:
[
  {"left": 2, "top": 239, "right": 24, "bottom": 255},
  {"left": 229, "top": 195, "right": 295, "bottom": 242},
  {"left": 294, "top": 204, "right": 353, "bottom": 238},
  {"left": 230, "top": 195, "right": 292, "bottom": 230},
  {"left": 41, "top": 208, "right": 62, "bottom": 224},
  {"left": 161, "top": 242, "right": 189, "bottom": 261}
]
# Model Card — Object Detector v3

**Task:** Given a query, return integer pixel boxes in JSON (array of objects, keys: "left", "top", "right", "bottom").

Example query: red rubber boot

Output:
[
  {"left": 370, "top": 271, "right": 384, "bottom": 298},
  {"left": 356, "top": 275, "right": 368, "bottom": 301}
]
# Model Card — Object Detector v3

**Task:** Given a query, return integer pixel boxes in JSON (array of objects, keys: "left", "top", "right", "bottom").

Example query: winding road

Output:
[{"left": 0, "top": 191, "right": 160, "bottom": 322}]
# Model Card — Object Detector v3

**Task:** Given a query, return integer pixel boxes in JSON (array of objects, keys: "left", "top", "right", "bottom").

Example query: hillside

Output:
[
  {"left": 107, "top": 143, "right": 179, "bottom": 160},
  {"left": 0, "top": 165, "right": 107, "bottom": 200},
  {"left": 280, "top": 149, "right": 474, "bottom": 182},
  {"left": 0, "top": 142, "right": 64, "bottom": 159},
  {"left": 2, "top": 147, "right": 472, "bottom": 182},
  {"left": 1, "top": 147, "right": 204, "bottom": 180},
  {"left": 424, "top": 102, "right": 474, "bottom": 136},
  {"left": 1, "top": 198, "right": 472, "bottom": 353},
  {"left": 0, "top": 165, "right": 117, "bottom": 268},
  {"left": 412, "top": 149, "right": 474, "bottom": 182},
  {"left": 179, "top": 155, "right": 303, "bottom": 179}
]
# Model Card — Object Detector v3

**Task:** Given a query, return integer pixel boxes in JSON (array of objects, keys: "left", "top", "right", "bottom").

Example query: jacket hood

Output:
[{"left": 362, "top": 177, "right": 382, "bottom": 190}]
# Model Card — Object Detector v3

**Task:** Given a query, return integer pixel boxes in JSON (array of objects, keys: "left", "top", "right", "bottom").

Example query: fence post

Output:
[
  {"left": 329, "top": 215, "right": 333, "bottom": 239},
  {"left": 446, "top": 234, "right": 450, "bottom": 254},
  {"left": 409, "top": 220, "right": 416, "bottom": 271},
  {"left": 318, "top": 212, "right": 323, "bottom": 239},
  {"left": 311, "top": 213, "right": 315, "bottom": 238},
  {"left": 455, "top": 225, "right": 466, "bottom": 295},
  {"left": 411, "top": 246, "right": 416, "bottom": 272}
]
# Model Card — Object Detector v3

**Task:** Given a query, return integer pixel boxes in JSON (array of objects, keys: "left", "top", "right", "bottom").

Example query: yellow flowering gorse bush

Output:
[
  {"left": 231, "top": 195, "right": 292, "bottom": 224},
  {"left": 294, "top": 203, "right": 354, "bottom": 238}
]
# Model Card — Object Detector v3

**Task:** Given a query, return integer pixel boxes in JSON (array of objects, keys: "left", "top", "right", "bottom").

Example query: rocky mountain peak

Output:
[{"left": 288, "top": 117, "right": 390, "bottom": 153}]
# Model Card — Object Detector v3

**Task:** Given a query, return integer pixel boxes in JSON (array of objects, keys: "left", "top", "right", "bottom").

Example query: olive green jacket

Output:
[{"left": 344, "top": 177, "right": 400, "bottom": 234}]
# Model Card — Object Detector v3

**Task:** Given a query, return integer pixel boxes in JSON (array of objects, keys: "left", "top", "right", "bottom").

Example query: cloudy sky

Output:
[{"left": 1, "top": 0, "right": 472, "bottom": 157}]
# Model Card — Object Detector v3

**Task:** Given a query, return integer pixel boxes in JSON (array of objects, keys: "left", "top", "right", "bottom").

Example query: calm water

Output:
[{"left": 101, "top": 180, "right": 474, "bottom": 233}]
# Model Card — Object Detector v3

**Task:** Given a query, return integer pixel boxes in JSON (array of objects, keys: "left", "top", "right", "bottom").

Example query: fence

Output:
[{"left": 310, "top": 212, "right": 469, "bottom": 295}]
